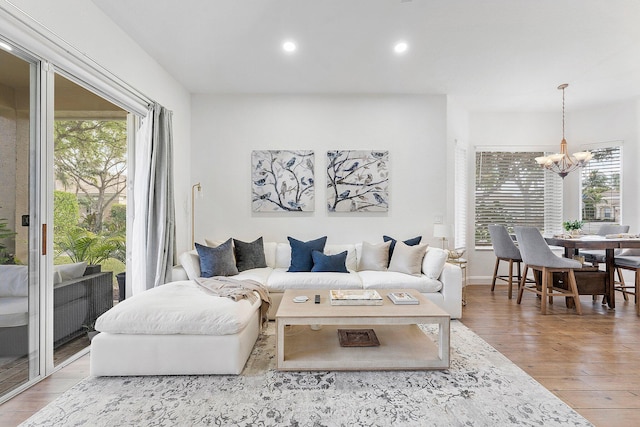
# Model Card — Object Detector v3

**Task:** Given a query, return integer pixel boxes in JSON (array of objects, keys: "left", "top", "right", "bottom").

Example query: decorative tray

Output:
[{"left": 337, "top": 329, "right": 380, "bottom": 347}]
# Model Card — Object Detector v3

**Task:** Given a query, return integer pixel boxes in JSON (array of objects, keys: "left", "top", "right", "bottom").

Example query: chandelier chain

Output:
[{"left": 562, "top": 86, "right": 565, "bottom": 140}]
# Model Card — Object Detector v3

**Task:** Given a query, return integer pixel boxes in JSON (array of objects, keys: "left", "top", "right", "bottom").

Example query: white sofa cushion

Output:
[
  {"left": 0, "top": 296, "right": 29, "bottom": 327},
  {"left": 235, "top": 267, "right": 273, "bottom": 284},
  {"left": 275, "top": 243, "right": 292, "bottom": 268},
  {"left": 95, "top": 280, "right": 260, "bottom": 335},
  {"left": 267, "top": 268, "right": 362, "bottom": 291},
  {"left": 388, "top": 242, "right": 428, "bottom": 276},
  {"left": 264, "top": 242, "right": 277, "bottom": 268},
  {"left": 54, "top": 261, "right": 88, "bottom": 282},
  {"left": 422, "top": 247, "right": 448, "bottom": 279},
  {"left": 0, "top": 265, "right": 29, "bottom": 297},
  {"left": 359, "top": 271, "right": 443, "bottom": 293}
]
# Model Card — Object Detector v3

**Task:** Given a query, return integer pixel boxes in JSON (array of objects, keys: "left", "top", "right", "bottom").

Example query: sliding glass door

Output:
[
  {"left": 0, "top": 43, "right": 40, "bottom": 401},
  {"left": 0, "top": 40, "right": 131, "bottom": 403}
]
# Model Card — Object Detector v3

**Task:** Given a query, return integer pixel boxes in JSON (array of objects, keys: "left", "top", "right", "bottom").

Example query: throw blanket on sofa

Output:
[{"left": 194, "top": 277, "right": 271, "bottom": 327}]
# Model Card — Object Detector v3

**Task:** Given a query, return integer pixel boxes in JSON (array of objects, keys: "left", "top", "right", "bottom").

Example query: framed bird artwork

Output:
[
  {"left": 326, "top": 150, "right": 389, "bottom": 212},
  {"left": 251, "top": 150, "right": 315, "bottom": 212}
]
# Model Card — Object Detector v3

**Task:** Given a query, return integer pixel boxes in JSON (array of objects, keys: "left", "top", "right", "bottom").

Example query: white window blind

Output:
[
  {"left": 454, "top": 145, "right": 467, "bottom": 248},
  {"left": 580, "top": 145, "right": 622, "bottom": 226},
  {"left": 475, "top": 151, "right": 562, "bottom": 247}
]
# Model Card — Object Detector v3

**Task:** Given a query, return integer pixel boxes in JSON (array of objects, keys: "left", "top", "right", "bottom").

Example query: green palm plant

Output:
[{"left": 55, "top": 226, "right": 122, "bottom": 265}]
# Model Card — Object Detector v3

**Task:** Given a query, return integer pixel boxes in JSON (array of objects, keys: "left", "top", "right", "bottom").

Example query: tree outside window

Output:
[{"left": 580, "top": 146, "right": 621, "bottom": 227}]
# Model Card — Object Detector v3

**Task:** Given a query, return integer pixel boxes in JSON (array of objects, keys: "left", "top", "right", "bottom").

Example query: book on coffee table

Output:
[
  {"left": 329, "top": 289, "right": 383, "bottom": 305},
  {"left": 387, "top": 292, "right": 419, "bottom": 305}
]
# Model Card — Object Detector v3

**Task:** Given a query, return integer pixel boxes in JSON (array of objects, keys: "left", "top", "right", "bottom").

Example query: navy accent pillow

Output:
[
  {"left": 195, "top": 239, "right": 239, "bottom": 277},
  {"left": 383, "top": 235, "right": 423, "bottom": 261},
  {"left": 311, "top": 250, "right": 349, "bottom": 273},
  {"left": 233, "top": 237, "right": 267, "bottom": 272},
  {"left": 287, "top": 236, "right": 327, "bottom": 272}
]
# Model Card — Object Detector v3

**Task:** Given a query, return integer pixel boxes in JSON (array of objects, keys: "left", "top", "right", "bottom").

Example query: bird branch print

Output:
[
  {"left": 326, "top": 150, "right": 389, "bottom": 212},
  {"left": 252, "top": 150, "right": 315, "bottom": 212}
]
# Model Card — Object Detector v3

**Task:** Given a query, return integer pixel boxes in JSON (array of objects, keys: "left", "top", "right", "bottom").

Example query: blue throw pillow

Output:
[
  {"left": 287, "top": 236, "right": 327, "bottom": 272},
  {"left": 311, "top": 250, "right": 349, "bottom": 273},
  {"left": 383, "top": 235, "right": 423, "bottom": 261},
  {"left": 195, "top": 239, "right": 239, "bottom": 277}
]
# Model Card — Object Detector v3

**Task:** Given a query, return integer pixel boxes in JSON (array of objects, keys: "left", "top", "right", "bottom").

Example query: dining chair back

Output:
[
  {"left": 596, "top": 224, "right": 630, "bottom": 236},
  {"left": 514, "top": 226, "right": 583, "bottom": 314},
  {"left": 488, "top": 225, "right": 525, "bottom": 299},
  {"left": 582, "top": 224, "right": 631, "bottom": 267}
]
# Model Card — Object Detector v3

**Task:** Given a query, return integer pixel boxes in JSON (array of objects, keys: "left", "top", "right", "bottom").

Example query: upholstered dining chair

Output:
[
  {"left": 581, "top": 224, "right": 630, "bottom": 265},
  {"left": 614, "top": 255, "right": 640, "bottom": 313},
  {"left": 514, "top": 226, "right": 583, "bottom": 315},
  {"left": 488, "top": 225, "right": 525, "bottom": 299}
]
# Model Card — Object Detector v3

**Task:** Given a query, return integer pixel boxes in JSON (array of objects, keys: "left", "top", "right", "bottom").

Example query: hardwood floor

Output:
[
  {"left": 462, "top": 285, "right": 640, "bottom": 427},
  {"left": 1, "top": 285, "right": 638, "bottom": 426}
]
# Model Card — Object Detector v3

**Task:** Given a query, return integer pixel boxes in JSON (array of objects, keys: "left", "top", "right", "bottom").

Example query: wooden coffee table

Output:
[{"left": 275, "top": 289, "right": 450, "bottom": 371}]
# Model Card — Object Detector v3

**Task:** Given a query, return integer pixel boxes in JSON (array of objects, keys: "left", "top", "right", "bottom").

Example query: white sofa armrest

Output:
[
  {"left": 169, "top": 265, "right": 188, "bottom": 282},
  {"left": 438, "top": 262, "right": 462, "bottom": 318}
]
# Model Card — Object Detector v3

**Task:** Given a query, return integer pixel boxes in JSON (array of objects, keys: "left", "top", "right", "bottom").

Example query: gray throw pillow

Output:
[
  {"left": 233, "top": 237, "right": 267, "bottom": 272},
  {"left": 195, "top": 239, "right": 239, "bottom": 277}
]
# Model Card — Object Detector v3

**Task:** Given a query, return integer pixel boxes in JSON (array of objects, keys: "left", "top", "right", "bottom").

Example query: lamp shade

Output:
[{"left": 433, "top": 224, "right": 452, "bottom": 239}]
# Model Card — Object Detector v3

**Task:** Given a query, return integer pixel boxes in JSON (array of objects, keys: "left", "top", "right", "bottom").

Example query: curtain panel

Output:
[{"left": 131, "top": 103, "right": 176, "bottom": 294}]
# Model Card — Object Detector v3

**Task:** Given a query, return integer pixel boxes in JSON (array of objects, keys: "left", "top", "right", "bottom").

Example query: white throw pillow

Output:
[
  {"left": 357, "top": 241, "right": 391, "bottom": 271},
  {"left": 54, "top": 261, "right": 88, "bottom": 281},
  {"left": 422, "top": 247, "right": 448, "bottom": 279},
  {"left": 388, "top": 242, "right": 428, "bottom": 276}
]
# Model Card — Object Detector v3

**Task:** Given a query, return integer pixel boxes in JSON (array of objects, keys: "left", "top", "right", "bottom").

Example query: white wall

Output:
[
  {"left": 4, "top": 0, "right": 193, "bottom": 254},
  {"left": 469, "top": 100, "right": 639, "bottom": 283},
  {"left": 191, "top": 94, "right": 449, "bottom": 246}
]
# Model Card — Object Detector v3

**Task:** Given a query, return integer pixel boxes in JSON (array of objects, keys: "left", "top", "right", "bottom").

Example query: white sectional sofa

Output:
[{"left": 173, "top": 240, "right": 463, "bottom": 319}]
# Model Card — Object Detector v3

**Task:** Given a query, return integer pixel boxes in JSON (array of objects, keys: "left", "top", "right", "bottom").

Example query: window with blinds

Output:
[
  {"left": 475, "top": 151, "right": 563, "bottom": 247},
  {"left": 580, "top": 145, "right": 622, "bottom": 225}
]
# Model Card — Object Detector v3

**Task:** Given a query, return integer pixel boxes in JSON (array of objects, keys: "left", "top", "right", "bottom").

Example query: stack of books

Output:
[{"left": 387, "top": 292, "right": 419, "bottom": 305}]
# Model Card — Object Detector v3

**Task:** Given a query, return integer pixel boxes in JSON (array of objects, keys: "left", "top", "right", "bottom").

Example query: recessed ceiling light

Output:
[
  {"left": 282, "top": 41, "right": 297, "bottom": 53},
  {"left": 394, "top": 41, "right": 408, "bottom": 54},
  {"left": 0, "top": 41, "right": 13, "bottom": 52}
]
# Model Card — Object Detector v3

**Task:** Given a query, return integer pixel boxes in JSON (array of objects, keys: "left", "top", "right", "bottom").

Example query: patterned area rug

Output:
[{"left": 21, "top": 321, "right": 591, "bottom": 427}]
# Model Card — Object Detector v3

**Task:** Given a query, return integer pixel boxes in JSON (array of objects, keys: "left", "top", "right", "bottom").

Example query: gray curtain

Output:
[{"left": 131, "top": 102, "right": 175, "bottom": 293}]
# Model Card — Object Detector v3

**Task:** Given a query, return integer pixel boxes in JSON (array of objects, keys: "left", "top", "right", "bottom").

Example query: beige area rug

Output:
[{"left": 21, "top": 321, "right": 592, "bottom": 426}]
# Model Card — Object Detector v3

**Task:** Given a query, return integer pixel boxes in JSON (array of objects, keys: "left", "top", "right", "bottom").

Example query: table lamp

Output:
[{"left": 433, "top": 224, "right": 452, "bottom": 250}]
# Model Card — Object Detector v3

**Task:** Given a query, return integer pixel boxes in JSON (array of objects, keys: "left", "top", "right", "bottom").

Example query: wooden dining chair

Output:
[
  {"left": 514, "top": 226, "right": 583, "bottom": 315},
  {"left": 614, "top": 255, "right": 640, "bottom": 315},
  {"left": 488, "top": 225, "right": 526, "bottom": 299}
]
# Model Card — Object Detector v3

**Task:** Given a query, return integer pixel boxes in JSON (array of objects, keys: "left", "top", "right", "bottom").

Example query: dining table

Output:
[{"left": 544, "top": 234, "right": 640, "bottom": 309}]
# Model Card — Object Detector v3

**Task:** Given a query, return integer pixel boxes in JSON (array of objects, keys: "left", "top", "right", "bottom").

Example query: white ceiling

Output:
[{"left": 92, "top": 0, "right": 640, "bottom": 112}]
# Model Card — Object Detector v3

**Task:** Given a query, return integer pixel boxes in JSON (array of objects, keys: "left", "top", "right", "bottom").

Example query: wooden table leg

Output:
[{"left": 605, "top": 248, "right": 615, "bottom": 309}]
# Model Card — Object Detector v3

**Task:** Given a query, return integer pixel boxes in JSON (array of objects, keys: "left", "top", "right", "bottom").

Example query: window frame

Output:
[{"left": 579, "top": 142, "right": 623, "bottom": 230}]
